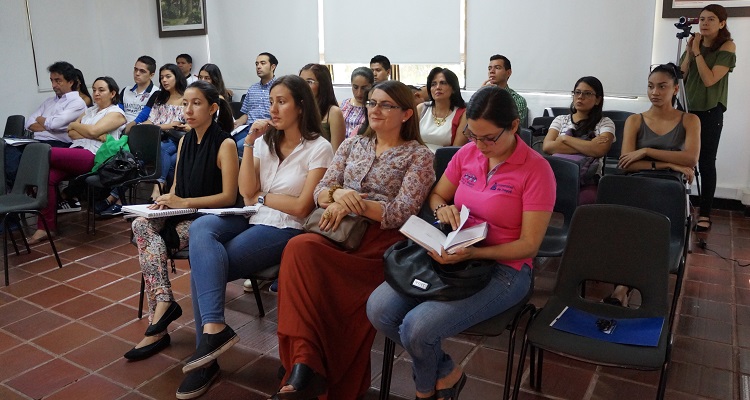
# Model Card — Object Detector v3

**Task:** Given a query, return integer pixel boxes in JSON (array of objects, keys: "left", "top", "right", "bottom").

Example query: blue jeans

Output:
[
  {"left": 188, "top": 214, "right": 302, "bottom": 343},
  {"left": 159, "top": 138, "right": 178, "bottom": 183},
  {"left": 234, "top": 126, "right": 250, "bottom": 157},
  {"left": 366, "top": 263, "right": 532, "bottom": 393},
  {"left": 5, "top": 139, "right": 69, "bottom": 190}
]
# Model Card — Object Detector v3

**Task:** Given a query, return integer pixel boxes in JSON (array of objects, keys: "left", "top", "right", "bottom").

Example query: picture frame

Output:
[
  {"left": 157, "top": 0, "right": 207, "bottom": 38},
  {"left": 663, "top": 0, "right": 750, "bottom": 18}
]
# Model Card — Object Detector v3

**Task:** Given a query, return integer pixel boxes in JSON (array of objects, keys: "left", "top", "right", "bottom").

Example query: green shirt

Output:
[
  {"left": 506, "top": 86, "right": 528, "bottom": 126},
  {"left": 683, "top": 46, "right": 736, "bottom": 112}
]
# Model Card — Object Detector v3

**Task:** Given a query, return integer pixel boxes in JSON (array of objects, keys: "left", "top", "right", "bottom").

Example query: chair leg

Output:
[
  {"left": 503, "top": 304, "right": 536, "bottom": 400},
  {"left": 535, "top": 349, "right": 544, "bottom": 389},
  {"left": 3, "top": 222, "right": 9, "bottom": 286},
  {"left": 250, "top": 278, "right": 265, "bottom": 317},
  {"left": 138, "top": 274, "right": 145, "bottom": 319},
  {"left": 379, "top": 337, "right": 396, "bottom": 400},
  {"left": 34, "top": 211, "right": 62, "bottom": 269}
]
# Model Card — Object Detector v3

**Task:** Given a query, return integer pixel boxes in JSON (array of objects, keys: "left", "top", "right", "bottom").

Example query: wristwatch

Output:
[{"left": 257, "top": 192, "right": 267, "bottom": 205}]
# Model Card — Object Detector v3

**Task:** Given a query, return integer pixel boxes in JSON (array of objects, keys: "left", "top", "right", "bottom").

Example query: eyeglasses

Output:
[
  {"left": 571, "top": 90, "right": 597, "bottom": 99},
  {"left": 463, "top": 126, "right": 506, "bottom": 145},
  {"left": 365, "top": 100, "right": 402, "bottom": 111},
  {"left": 305, "top": 79, "right": 318, "bottom": 86}
]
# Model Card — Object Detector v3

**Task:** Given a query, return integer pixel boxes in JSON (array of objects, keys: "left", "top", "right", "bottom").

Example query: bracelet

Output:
[
  {"left": 433, "top": 204, "right": 448, "bottom": 219},
  {"left": 328, "top": 184, "right": 343, "bottom": 203},
  {"left": 243, "top": 143, "right": 253, "bottom": 148},
  {"left": 694, "top": 53, "right": 702, "bottom": 58}
]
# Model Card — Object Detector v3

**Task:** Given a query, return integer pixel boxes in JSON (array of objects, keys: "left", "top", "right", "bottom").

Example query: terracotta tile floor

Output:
[{"left": 0, "top": 208, "right": 747, "bottom": 399}]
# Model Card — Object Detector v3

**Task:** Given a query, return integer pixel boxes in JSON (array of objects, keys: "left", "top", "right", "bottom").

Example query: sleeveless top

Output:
[
  {"left": 174, "top": 121, "right": 232, "bottom": 198},
  {"left": 341, "top": 98, "right": 365, "bottom": 138},
  {"left": 320, "top": 121, "right": 331, "bottom": 142},
  {"left": 636, "top": 113, "right": 686, "bottom": 152},
  {"left": 419, "top": 106, "right": 458, "bottom": 152}
]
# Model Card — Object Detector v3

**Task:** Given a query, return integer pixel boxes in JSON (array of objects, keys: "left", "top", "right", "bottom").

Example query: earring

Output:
[{"left": 402, "top": 120, "right": 406, "bottom": 122}]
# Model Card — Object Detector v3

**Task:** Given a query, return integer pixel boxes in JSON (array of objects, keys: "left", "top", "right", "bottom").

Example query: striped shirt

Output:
[{"left": 240, "top": 77, "right": 276, "bottom": 125}]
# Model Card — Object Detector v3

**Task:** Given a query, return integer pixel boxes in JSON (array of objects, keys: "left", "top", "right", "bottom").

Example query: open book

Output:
[
  {"left": 122, "top": 204, "right": 197, "bottom": 219},
  {"left": 399, "top": 206, "right": 487, "bottom": 256},
  {"left": 197, "top": 205, "right": 259, "bottom": 216}
]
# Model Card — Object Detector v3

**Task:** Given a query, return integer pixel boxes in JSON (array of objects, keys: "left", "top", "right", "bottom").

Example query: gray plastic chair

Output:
[
  {"left": 0, "top": 143, "right": 62, "bottom": 285},
  {"left": 3, "top": 115, "right": 25, "bottom": 138},
  {"left": 513, "top": 204, "right": 673, "bottom": 400},
  {"left": 537, "top": 156, "right": 579, "bottom": 257}
]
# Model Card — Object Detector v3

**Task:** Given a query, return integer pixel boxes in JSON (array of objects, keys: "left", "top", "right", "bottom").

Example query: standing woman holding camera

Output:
[{"left": 680, "top": 3, "right": 736, "bottom": 232}]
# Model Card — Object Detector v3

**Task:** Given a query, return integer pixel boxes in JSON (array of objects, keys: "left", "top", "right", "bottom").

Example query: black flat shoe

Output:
[
  {"left": 123, "top": 334, "right": 171, "bottom": 361},
  {"left": 274, "top": 363, "right": 327, "bottom": 400},
  {"left": 145, "top": 301, "right": 182, "bottom": 336},
  {"left": 176, "top": 360, "right": 220, "bottom": 399},
  {"left": 434, "top": 372, "right": 467, "bottom": 400},
  {"left": 182, "top": 326, "right": 239, "bottom": 373},
  {"left": 693, "top": 218, "right": 712, "bottom": 232}
]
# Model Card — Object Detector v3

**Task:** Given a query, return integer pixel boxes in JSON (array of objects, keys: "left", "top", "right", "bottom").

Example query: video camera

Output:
[{"left": 674, "top": 16, "right": 698, "bottom": 38}]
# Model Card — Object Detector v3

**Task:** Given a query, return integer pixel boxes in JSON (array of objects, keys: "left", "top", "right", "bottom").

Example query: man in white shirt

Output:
[
  {"left": 120, "top": 55, "right": 159, "bottom": 133},
  {"left": 5, "top": 61, "right": 86, "bottom": 188},
  {"left": 177, "top": 54, "right": 197, "bottom": 85}
]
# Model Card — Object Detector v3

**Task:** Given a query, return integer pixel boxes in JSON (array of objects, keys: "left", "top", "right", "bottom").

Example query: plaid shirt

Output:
[{"left": 240, "top": 77, "right": 276, "bottom": 124}]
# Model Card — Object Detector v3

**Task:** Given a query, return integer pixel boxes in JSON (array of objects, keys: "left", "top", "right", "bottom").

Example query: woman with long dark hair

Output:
[
  {"left": 341, "top": 67, "right": 374, "bottom": 138},
  {"left": 679, "top": 3, "right": 736, "bottom": 232},
  {"left": 299, "top": 63, "right": 345, "bottom": 151},
  {"left": 198, "top": 63, "right": 232, "bottom": 100},
  {"left": 417, "top": 67, "right": 468, "bottom": 151}
]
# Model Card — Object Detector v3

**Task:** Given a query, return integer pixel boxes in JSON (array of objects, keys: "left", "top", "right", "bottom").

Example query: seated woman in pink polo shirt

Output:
[{"left": 367, "top": 85, "right": 555, "bottom": 400}]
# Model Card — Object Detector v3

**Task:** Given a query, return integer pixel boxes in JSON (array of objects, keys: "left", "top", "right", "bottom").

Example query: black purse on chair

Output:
[{"left": 383, "top": 239, "right": 495, "bottom": 301}]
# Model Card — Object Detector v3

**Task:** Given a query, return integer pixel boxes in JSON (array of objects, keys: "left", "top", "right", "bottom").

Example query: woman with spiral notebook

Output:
[{"left": 123, "top": 80, "right": 239, "bottom": 367}]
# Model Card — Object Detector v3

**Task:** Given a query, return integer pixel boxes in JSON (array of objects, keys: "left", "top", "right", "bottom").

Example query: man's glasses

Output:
[
  {"left": 463, "top": 126, "right": 506, "bottom": 145},
  {"left": 365, "top": 100, "right": 402, "bottom": 111},
  {"left": 571, "top": 90, "right": 597, "bottom": 99}
]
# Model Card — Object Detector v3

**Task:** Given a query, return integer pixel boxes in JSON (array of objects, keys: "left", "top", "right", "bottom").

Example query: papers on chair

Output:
[
  {"left": 550, "top": 306, "right": 665, "bottom": 347},
  {"left": 399, "top": 206, "right": 487, "bottom": 256},
  {"left": 122, "top": 204, "right": 197, "bottom": 219},
  {"left": 3, "top": 138, "right": 39, "bottom": 146},
  {"left": 197, "top": 205, "right": 259, "bottom": 216},
  {"left": 230, "top": 124, "right": 248, "bottom": 137}
]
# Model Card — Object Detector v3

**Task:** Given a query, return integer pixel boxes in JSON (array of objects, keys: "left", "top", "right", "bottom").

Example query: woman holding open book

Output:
[
  {"left": 367, "top": 86, "right": 555, "bottom": 400},
  {"left": 174, "top": 75, "right": 333, "bottom": 398},
  {"left": 124, "top": 80, "right": 238, "bottom": 363},
  {"left": 272, "top": 81, "right": 434, "bottom": 400}
]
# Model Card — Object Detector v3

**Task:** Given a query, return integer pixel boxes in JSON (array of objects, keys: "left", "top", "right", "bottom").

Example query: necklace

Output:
[{"left": 432, "top": 108, "right": 449, "bottom": 127}]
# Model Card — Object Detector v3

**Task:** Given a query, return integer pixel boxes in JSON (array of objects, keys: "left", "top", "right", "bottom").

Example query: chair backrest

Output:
[
  {"left": 3, "top": 115, "right": 25, "bottom": 138},
  {"left": 531, "top": 116, "right": 555, "bottom": 132},
  {"left": 543, "top": 107, "right": 569, "bottom": 117},
  {"left": 434, "top": 146, "right": 460, "bottom": 181},
  {"left": 546, "top": 156, "right": 579, "bottom": 227},
  {"left": 0, "top": 140, "right": 5, "bottom": 194},
  {"left": 126, "top": 124, "right": 162, "bottom": 180},
  {"left": 596, "top": 174, "right": 688, "bottom": 271},
  {"left": 605, "top": 119, "right": 626, "bottom": 160},
  {"left": 557, "top": 204, "right": 671, "bottom": 317},
  {"left": 11, "top": 143, "right": 51, "bottom": 208},
  {"left": 230, "top": 102, "right": 243, "bottom": 119},
  {"left": 602, "top": 110, "right": 634, "bottom": 121},
  {"left": 518, "top": 128, "right": 533, "bottom": 147}
]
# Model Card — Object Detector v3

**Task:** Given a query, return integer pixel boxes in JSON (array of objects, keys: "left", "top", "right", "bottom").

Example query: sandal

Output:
[
  {"left": 435, "top": 372, "right": 467, "bottom": 400},
  {"left": 693, "top": 217, "right": 712, "bottom": 232},
  {"left": 603, "top": 286, "right": 633, "bottom": 308},
  {"left": 274, "top": 363, "right": 327, "bottom": 400}
]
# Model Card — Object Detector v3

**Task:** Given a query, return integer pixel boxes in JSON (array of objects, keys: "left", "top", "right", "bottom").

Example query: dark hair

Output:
[
  {"left": 263, "top": 75, "right": 322, "bottom": 158},
  {"left": 137, "top": 55, "right": 157, "bottom": 74},
  {"left": 466, "top": 86, "right": 518, "bottom": 130},
  {"left": 155, "top": 63, "right": 187, "bottom": 105},
  {"left": 74, "top": 68, "right": 90, "bottom": 99},
  {"left": 489, "top": 54, "right": 511, "bottom": 70},
  {"left": 199, "top": 63, "right": 231, "bottom": 100},
  {"left": 48, "top": 61, "right": 78, "bottom": 88},
  {"left": 569, "top": 76, "right": 605, "bottom": 136},
  {"left": 649, "top": 63, "right": 680, "bottom": 106},
  {"left": 426, "top": 67, "right": 466, "bottom": 110},
  {"left": 300, "top": 63, "right": 339, "bottom": 119},
  {"left": 258, "top": 52, "right": 278, "bottom": 67},
  {"left": 702, "top": 4, "right": 732, "bottom": 52},
  {"left": 351, "top": 67, "right": 374, "bottom": 84},
  {"left": 186, "top": 80, "right": 234, "bottom": 133},
  {"left": 93, "top": 76, "right": 121, "bottom": 106},
  {"left": 370, "top": 55, "right": 391, "bottom": 71},
  {"left": 356, "top": 86, "right": 374, "bottom": 136},
  {"left": 176, "top": 53, "right": 193, "bottom": 64},
  {"left": 362, "top": 80, "right": 423, "bottom": 144}
]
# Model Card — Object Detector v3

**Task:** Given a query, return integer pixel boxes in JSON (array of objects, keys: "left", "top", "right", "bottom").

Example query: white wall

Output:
[{"left": 3, "top": 0, "right": 749, "bottom": 204}]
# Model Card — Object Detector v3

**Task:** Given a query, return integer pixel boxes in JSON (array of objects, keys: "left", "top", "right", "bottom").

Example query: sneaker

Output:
[
  {"left": 99, "top": 203, "right": 123, "bottom": 217},
  {"left": 176, "top": 360, "right": 220, "bottom": 400},
  {"left": 242, "top": 279, "right": 254, "bottom": 292},
  {"left": 269, "top": 280, "right": 278, "bottom": 294},
  {"left": 57, "top": 199, "right": 81, "bottom": 214},
  {"left": 94, "top": 199, "right": 112, "bottom": 214},
  {"left": 182, "top": 326, "right": 239, "bottom": 373}
]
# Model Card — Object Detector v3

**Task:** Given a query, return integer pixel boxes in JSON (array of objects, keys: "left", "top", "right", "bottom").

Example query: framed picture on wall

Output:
[
  {"left": 663, "top": 0, "right": 750, "bottom": 18},
  {"left": 157, "top": 0, "right": 207, "bottom": 37}
]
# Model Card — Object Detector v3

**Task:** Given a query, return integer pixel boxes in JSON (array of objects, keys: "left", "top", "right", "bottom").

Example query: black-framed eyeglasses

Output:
[
  {"left": 462, "top": 125, "right": 506, "bottom": 145},
  {"left": 364, "top": 100, "right": 403, "bottom": 111},
  {"left": 571, "top": 90, "right": 597, "bottom": 99}
]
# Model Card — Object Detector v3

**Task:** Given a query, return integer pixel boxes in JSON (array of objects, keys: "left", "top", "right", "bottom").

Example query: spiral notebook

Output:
[{"left": 122, "top": 204, "right": 197, "bottom": 219}]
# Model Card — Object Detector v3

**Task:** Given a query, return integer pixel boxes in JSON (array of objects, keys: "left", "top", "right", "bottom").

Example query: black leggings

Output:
[{"left": 692, "top": 106, "right": 724, "bottom": 218}]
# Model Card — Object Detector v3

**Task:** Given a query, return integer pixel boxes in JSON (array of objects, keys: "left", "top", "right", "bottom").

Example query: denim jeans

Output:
[
  {"left": 188, "top": 214, "right": 301, "bottom": 343},
  {"left": 693, "top": 106, "right": 724, "bottom": 217},
  {"left": 234, "top": 126, "right": 250, "bottom": 157},
  {"left": 367, "top": 263, "right": 532, "bottom": 393},
  {"left": 5, "top": 139, "right": 69, "bottom": 190},
  {"left": 159, "top": 138, "right": 178, "bottom": 183}
]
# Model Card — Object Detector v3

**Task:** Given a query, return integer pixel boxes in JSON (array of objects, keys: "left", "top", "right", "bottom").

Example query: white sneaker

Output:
[
  {"left": 57, "top": 199, "right": 81, "bottom": 214},
  {"left": 242, "top": 279, "right": 255, "bottom": 292}
]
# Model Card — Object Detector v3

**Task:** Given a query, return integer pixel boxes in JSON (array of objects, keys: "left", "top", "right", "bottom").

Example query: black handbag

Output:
[
  {"left": 384, "top": 239, "right": 495, "bottom": 301},
  {"left": 98, "top": 148, "right": 143, "bottom": 186}
]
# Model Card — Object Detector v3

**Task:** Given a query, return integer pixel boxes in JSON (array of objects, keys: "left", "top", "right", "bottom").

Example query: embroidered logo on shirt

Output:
[
  {"left": 460, "top": 173, "right": 478, "bottom": 187},
  {"left": 490, "top": 183, "right": 514, "bottom": 193}
]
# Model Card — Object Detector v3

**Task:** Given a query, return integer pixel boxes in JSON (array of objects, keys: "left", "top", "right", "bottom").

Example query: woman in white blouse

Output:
[
  {"left": 417, "top": 67, "right": 468, "bottom": 152},
  {"left": 27, "top": 77, "right": 125, "bottom": 244}
]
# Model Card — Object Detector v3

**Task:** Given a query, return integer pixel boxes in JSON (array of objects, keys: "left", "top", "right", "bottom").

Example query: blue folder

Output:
[{"left": 550, "top": 306, "right": 664, "bottom": 347}]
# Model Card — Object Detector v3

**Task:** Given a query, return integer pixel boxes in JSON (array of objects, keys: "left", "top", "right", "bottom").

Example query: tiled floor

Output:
[{"left": 0, "top": 208, "right": 747, "bottom": 400}]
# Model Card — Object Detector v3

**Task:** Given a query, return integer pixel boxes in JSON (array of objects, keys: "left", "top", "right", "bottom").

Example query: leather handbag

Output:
[
  {"left": 97, "top": 148, "right": 143, "bottom": 186},
  {"left": 302, "top": 208, "right": 370, "bottom": 251},
  {"left": 384, "top": 239, "right": 495, "bottom": 301}
]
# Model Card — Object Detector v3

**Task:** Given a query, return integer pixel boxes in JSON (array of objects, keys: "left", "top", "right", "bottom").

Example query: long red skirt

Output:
[{"left": 277, "top": 224, "right": 404, "bottom": 399}]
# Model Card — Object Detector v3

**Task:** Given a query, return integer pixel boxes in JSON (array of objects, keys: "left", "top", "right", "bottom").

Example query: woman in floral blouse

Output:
[{"left": 272, "top": 80, "right": 435, "bottom": 400}]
